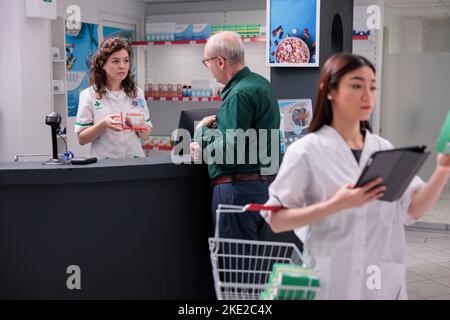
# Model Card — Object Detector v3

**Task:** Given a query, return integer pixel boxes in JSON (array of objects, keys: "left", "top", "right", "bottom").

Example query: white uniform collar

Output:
[
  {"left": 320, "top": 125, "right": 374, "bottom": 169},
  {"left": 105, "top": 88, "right": 126, "bottom": 101}
]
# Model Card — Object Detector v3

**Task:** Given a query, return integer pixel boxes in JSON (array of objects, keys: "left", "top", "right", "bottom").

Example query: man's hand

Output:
[
  {"left": 190, "top": 141, "right": 201, "bottom": 161},
  {"left": 196, "top": 115, "right": 216, "bottom": 130}
]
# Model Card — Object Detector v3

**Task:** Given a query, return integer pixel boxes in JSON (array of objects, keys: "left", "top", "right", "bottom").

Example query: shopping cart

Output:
[{"left": 208, "top": 204, "right": 319, "bottom": 300}]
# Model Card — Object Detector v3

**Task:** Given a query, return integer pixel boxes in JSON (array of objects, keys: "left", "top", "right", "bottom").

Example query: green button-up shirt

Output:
[{"left": 195, "top": 67, "right": 280, "bottom": 179}]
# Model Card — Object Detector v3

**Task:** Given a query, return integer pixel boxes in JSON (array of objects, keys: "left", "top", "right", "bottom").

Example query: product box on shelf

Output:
[
  {"left": 192, "top": 24, "right": 212, "bottom": 40},
  {"left": 212, "top": 25, "right": 224, "bottom": 35},
  {"left": 154, "top": 84, "right": 163, "bottom": 98},
  {"left": 146, "top": 22, "right": 176, "bottom": 41},
  {"left": 149, "top": 83, "right": 153, "bottom": 97},
  {"left": 246, "top": 24, "right": 261, "bottom": 37},
  {"left": 176, "top": 84, "right": 183, "bottom": 97},
  {"left": 174, "top": 24, "right": 193, "bottom": 40},
  {"left": 212, "top": 24, "right": 261, "bottom": 38},
  {"left": 191, "top": 80, "right": 213, "bottom": 98}
]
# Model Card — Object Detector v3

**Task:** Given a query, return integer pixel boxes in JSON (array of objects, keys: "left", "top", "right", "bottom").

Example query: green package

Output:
[
  {"left": 262, "top": 263, "right": 320, "bottom": 300},
  {"left": 246, "top": 24, "right": 261, "bottom": 37},
  {"left": 436, "top": 110, "right": 450, "bottom": 154}
]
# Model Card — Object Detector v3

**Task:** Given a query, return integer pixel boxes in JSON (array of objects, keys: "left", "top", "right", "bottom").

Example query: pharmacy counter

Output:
[{"left": 0, "top": 152, "right": 215, "bottom": 299}]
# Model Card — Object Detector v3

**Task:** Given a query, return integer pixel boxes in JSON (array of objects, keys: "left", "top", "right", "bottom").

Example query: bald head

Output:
[{"left": 205, "top": 31, "right": 245, "bottom": 66}]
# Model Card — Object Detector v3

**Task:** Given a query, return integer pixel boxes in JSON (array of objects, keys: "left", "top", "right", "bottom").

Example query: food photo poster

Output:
[{"left": 267, "top": 0, "right": 320, "bottom": 67}]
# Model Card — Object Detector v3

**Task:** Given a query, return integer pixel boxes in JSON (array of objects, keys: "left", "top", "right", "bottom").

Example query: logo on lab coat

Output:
[
  {"left": 95, "top": 101, "right": 102, "bottom": 110},
  {"left": 131, "top": 99, "right": 145, "bottom": 110},
  {"left": 137, "top": 98, "right": 145, "bottom": 108}
]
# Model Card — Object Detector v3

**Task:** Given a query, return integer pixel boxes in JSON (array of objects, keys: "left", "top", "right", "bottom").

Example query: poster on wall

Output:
[
  {"left": 66, "top": 23, "right": 99, "bottom": 117},
  {"left": 103, "top": 25, "right": 137, "bottom": 81},
  {"left": 267, "top": 0, "right": 320, "bottom": 67},
  {"left": 279, "top": 99, "right": 313, "bottom": 152}
]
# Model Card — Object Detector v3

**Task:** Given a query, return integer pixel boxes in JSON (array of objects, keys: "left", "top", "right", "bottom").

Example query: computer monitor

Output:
[{"left": 178, "top": 108, "right": 220, "bottom": 138}]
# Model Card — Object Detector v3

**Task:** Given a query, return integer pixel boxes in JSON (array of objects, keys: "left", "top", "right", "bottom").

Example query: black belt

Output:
[{"left": 212, "top": 173, "right": 275, "bottom": 187}]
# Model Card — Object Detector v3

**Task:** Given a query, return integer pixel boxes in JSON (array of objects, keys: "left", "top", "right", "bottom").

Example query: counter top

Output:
[{"left": 0, "top": 151, "right": 198, "bottom": 185}]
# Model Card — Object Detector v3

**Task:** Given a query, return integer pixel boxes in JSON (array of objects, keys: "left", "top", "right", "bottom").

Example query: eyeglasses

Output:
[{"left": 201, "top": 56, "right": 225, "bottom": 68}]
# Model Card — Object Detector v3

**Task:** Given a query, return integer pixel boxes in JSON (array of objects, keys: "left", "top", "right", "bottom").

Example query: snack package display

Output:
[{"left": 436, "top": 110, "right": 450, "bottom": 154}]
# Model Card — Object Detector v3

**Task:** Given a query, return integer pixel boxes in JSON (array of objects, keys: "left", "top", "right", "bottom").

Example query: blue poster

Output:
[
  {"left": 66, "top": 23, "right": 99, "bottom": 117},
  {"left": 103, "top": 26, "right": 135, "bottom": 41},
  {"left": 279, "top": 99, "right": 313, "bottom": 152},
  {"left": 268, "top": 0, "right": 320, "bottom": 67}
]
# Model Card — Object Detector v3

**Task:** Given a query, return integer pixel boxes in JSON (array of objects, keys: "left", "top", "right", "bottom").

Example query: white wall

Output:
[
  {"left": 381, "top": 2, "right": 450, "bottom": 180},
  {"left": 381, "top": 52, "right": 450, "bottom": 180},
  {"left": 0, "top": 0, "right": 52, "bottom": 162},
  {"left": 423, "top": 19, "right": 450, "bottom": 53}
]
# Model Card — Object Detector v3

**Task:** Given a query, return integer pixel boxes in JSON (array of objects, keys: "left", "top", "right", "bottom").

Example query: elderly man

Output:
[{"left": 192, "top": 31, "right": 280, "bottom": 240}]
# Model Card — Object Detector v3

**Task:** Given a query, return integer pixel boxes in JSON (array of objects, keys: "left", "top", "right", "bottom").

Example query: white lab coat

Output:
[
  {"left": 75, "top": 87, "right": 153, "bottom": 159},
  {"left": 264, "top": 125, "right": 424, "bottom": 300}
]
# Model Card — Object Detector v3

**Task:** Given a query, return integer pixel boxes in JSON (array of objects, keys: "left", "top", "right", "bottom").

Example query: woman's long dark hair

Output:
[
  {"left": 90, "top": 37, "right": 137, "bottom": 100},
  {"left": 309, "top": 53, "right": 375, "bottom": 133}
]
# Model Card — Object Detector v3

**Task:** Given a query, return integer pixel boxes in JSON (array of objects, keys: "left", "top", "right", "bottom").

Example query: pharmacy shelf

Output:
[
  {"left": 146, "top": 96, "right": 221, "bottom": 102},
  {"left": 132, "top": 36, "right": 265, "bottom": 46},
  {"left": 137, "top": 35, "right": 369, "bottom": 44}
]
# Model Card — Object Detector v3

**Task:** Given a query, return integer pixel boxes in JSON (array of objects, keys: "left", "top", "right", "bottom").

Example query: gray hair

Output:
[{"left": 206, "top": 31, "right": 245, "bottom": 65}]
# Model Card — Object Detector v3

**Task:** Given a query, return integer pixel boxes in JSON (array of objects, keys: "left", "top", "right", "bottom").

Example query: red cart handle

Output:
[{"left": 243, "top": 204, "right": 284, "bottom": 212}]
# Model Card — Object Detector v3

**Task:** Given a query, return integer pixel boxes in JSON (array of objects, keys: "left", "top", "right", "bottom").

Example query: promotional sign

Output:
[
  {"left": 267, "top": 0, "right": 320, "bottom": 67},
  {"left": 66, "top": 23, "right": 99, "bottom": 117},
  {"left": 279, "top": 99, "right": 313, "bottom": 152}
]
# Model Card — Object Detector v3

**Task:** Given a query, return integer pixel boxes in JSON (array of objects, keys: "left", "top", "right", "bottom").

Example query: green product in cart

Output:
[
  {"left": 436, "top": 111, "right": 450, "bottom": 154},
  {"left": 276, "top": 275, "right": 319, "bottom": 300},
  {"left": 261, "top": 263, "right": 320, "bottom": 300}
]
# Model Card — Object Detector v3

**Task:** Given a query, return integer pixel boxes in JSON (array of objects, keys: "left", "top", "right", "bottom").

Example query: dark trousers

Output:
[{"left": 211, "top": 180, "right": 270, "bottom": 240}]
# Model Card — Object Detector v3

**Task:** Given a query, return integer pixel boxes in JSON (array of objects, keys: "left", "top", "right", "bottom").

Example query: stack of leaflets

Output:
[
  {"left": 260, "top": 263, "right": 320, "bottom": 300},
  {"left": 436, "top": 111, "right": 450, "bottom": 154}
]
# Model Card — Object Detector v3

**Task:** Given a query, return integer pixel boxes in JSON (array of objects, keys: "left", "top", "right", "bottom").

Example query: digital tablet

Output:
[{"left": 354, "top": 146, "right": 430, "bottom": 202}]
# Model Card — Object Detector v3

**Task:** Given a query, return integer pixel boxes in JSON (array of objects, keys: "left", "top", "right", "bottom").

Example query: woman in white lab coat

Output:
[
  {"left": 264, "top": 54, "right": 450, "bottom": 300},
  {"left": 75, "top": 37, "right": 153, "bottom": 159}
]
